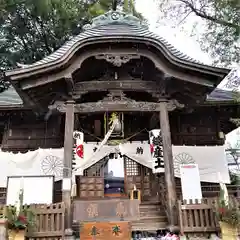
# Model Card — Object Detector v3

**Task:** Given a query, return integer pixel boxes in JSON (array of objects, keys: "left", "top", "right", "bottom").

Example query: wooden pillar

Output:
[
  {"left": 62, "top": 100, "right": 75, "bottom": 236},
  {"left": 159, "top": 102, "right": 178, "bottom": 226}
]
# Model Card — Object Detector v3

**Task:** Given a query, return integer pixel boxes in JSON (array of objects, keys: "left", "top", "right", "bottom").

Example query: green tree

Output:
[
  {"left": 0, "top": 0, "right": 141, "bottom": 91},
  {"left": 230, "top": 92, "right": 240, "bottom": 126},
  {"left": 0, "top": 0, "right": 102, "bottom": 70},
  {"left": 157, "top": 0, "right": 240, "bottom": 66},
  {"left": 226, "top": 140, "right": 240, "bottom": 190}
]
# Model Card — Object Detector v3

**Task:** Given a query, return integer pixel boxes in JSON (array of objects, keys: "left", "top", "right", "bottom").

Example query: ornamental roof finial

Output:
[{"left": 83, "top": 10, "right": 148, "bottom": 30}]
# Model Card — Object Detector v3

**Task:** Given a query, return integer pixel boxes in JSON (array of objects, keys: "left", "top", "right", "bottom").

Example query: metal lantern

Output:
[
  {"left": 104, "top": 112, "right": 124, "bottom": 138},
  {"left": 114, "top": 118, "right": 122, "bottom": 132}
]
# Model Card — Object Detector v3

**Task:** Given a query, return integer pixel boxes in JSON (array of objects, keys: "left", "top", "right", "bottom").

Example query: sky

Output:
[
  {"left": 135, "top": 0, "right": 213, "bottom": 65},
  {"left": 135, "top": 0, "right": 240, "bottom": 150}
]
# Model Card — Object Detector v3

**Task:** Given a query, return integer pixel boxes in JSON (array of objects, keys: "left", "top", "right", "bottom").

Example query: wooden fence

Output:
[
  {"left": 0, "top": 202, "right": 65, "bottom": 240},
  {"left": 178, "top": 198, "right": 240, "bottom": 234},
  {"left": 176, "top": 184, "right": 239, "bottom": 198}
]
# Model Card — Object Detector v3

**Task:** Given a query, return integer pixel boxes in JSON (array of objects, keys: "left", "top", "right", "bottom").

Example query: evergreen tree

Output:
[{"left": 0, "top": 0, "right": 141, "bottom": 92}]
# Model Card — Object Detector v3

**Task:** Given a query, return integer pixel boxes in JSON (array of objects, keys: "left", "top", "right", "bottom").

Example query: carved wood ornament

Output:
[
  {"left": 49, "top": 91, "right": 184, "bottom": 113},
  {"left": 73, "top": 80, "right": 162, "bottom": 96},
  {"left": 95, "top": 54, "right": 140, "bottom": 67}
]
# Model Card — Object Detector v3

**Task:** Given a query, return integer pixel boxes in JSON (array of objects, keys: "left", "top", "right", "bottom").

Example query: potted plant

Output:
[
  {"left": 4, "top": 189, "right": 35, "bottom": 240},
  {"left": 214, "top": 177, "right": 240, "bottom": 240},
  {"left": 0, "top": 209, "right": 7, "bottom": 239},
  {"left": 215, "top": 199, "right": 239, "bottom": 239}
]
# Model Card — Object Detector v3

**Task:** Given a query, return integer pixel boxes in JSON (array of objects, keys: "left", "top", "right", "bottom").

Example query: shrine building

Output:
[{"left": 1, "top": 10, "right": 239, "bottom": 236}]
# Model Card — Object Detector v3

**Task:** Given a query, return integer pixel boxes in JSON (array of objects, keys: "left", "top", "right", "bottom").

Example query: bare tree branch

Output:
[
  {"left": 178, "top": 0, "right": 239, "bottom": 29},
  {"left": 177, "top": 10, "right": 192, "bottom": 26}
]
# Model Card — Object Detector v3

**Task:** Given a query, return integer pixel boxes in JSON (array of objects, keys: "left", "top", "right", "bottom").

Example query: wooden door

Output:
[
  {"left": 124, "top": 157, "right": 152, "bottom": 201},
  {"left": 77, "top": 158, "right": 107, "bottom": 199},
  {"left": 78, "top": 176, "right": 104, "bottom": 198}
]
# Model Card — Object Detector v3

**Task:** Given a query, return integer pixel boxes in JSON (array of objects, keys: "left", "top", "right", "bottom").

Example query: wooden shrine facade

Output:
[{"left": 3, "top": 10, "right": 239, "bottom": 234}]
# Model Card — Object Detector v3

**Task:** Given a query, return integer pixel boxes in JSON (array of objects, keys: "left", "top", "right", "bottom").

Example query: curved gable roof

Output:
[
  {"left": 207, "top": 88, "right": 235, "bottom": 102},
  {"left": 6, "top": 10, "right": 229, "bottom": 78},
  {"left": 29, "top": 22, "right": 199, "bottom": 68}
]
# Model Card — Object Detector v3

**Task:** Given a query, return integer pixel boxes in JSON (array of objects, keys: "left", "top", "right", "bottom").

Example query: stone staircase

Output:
[
  {"left": 72, "top": 200, "right": 168, "bottom": 237},
  {"left": 131, "top": 201, "right": 168, "bottom": 231}
]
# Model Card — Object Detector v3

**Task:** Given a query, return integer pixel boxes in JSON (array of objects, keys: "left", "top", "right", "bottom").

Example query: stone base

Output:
[
  {"left": 64, "top": 235, "right": 76, "bottom": 240},
  {"left": 219, "top": 221, "right": 238, "bottom": 240},
  {"left": 0, "top": 219, "right": 6, "bottom": 240},
  {"left": 8, "top": 230, "right": 25, "bottom": 240},
  {"left": 64, "top": 228, "right": 75, "bottom": 240},
  {"left": 166, "top": 225, "right": 180, "bottom": 235},
  {"left": 183, "top": 233, "right": 220, "bottom": 239}
]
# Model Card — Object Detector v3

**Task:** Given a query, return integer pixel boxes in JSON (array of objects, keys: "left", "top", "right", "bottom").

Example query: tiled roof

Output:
[
  {"left": 16, "top": 11, "right": 203, "bottom": 70},
  {"left": 0, "top": 86, "right": 23, "bottom": 106},
  {"left": 0, "top": 86, "right": 234, "bottom": 107},
  {"left": 207, "top": 88, "right": 234, "bottom": 102},
  {"left": 1, "top": 11, "right": 233, "bottom": 106},
  {"left": 31, "top": 25, "right": 200, "bottom": 67}
]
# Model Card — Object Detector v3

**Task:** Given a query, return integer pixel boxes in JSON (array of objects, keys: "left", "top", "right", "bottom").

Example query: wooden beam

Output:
[
  {"left": 20, "top": 71, "right": 65, "bottom": 90},
  {"left": 62, "top": 100, "right": 74, "bottom": 237},
  {"left": 10, "top": 82, "right": 45, "bottom": 115},
  {"left": 50, "top": 98, "right": 184, "bottom": 113},
  {"left": 18, "top": 49, "right": 215, "bottom": 89},
  {"left": 73, "top": 80, "right": 160, "bottom": 97},
  {"left": 65, "top": 76, "right": 74, "bottom": 96},
  {"left": 159, "top": 102, "right": 178, "bottom": 226}
]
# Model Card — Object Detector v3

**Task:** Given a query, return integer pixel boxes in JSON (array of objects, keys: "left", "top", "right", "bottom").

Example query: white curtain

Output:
[
  {"left": 0, "top": 148, "right": 64, "bottom": 187},
  {"left": 120, "top": 143, "right": 230, "bottom": 183},
  {"left": 74, "top": 143, "right": 119, "bottom": 175},
  {"left": 0, "top": 144, "right": 230, "bottom": 187},
  {"left": 119, "top": 141, "right": 151, "bottom": 168},
  {"left": 173, "top": 145, "right": 230, "bottom": 183}
]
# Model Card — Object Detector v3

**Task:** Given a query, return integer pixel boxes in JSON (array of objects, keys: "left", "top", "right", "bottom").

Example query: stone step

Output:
[
  {"left": 139, "top": 216, "right": 167, "bottom": 222},
  {"left": 131, "top": 221, "right": 167, "bottom": 231},
  {"left": 140, "top": 204, "right": 161, "bottom": 210},
  {"left": 140, "top": 207, "right": 165, "bottom": 215},
  {"left": 139, "top": 202, "right": 166, "bottom": 217},
  {"left": 140, "top": 211, "right": 166, "bottom": 218},
  {"left": 140, "top": 201, "right": 161, "bottom": 206},
  {"left": 139, "top": 206, "right": 164, "bottom": 212},
  {"left": 140, "top": 206, "right": 162, "bottom": 212}
]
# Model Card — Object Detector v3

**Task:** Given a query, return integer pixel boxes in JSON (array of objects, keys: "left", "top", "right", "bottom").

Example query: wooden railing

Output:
[
  {"left": 0, "top": 184, "right": 238, "bottom": 204},
  {"left": 178, "top": 199, "right": 217, "bottom": 233},
  {"left": 176, "top": 185, "right": 239, "bottom": 198},
  {"left": 0, "top": 188, "right": 6, "bottom": 205},
  {"left": 0, "top": 202, "right": 65, "bottom": 240},
  {"left": 178, "top": 198, "right": 240, "bottom": 233}
]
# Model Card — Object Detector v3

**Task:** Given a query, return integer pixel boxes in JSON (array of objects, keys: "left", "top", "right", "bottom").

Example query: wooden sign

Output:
[
  {"left": 80, "top": 221, "right": 131, "bottom": 240},
  {"left": 149, "top": 129, "right": 164, "bottom": 173},
  {"left": 73, "top": 199, "right": 140, "bottom": 222},
  {"left": 180, "top": 164, "right": 202, "bottom": 203}
]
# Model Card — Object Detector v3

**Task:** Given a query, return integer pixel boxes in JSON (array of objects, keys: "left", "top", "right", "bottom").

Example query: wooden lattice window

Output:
[
  {"left": 125, "top": 157, "right": 140, "bottom": 176},
  {"left": 143, "top": 166, "right": 151, "bottom": 176},
  {"left": 83, "top": 158, "right": 108, "bottom": 177}
]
